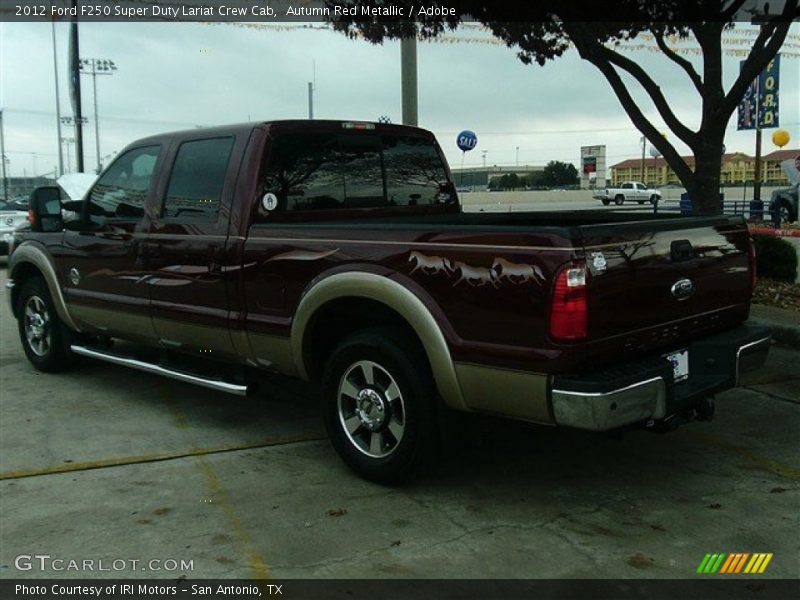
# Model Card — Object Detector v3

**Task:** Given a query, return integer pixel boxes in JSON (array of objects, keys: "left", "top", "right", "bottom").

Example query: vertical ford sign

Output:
[{"left": 737, "top": 54, "right": 780, "bottom": 131}]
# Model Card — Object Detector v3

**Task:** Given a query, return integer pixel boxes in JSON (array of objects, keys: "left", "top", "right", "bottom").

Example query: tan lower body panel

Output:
[
  {"left": 247, "top": 332, "right": 297, "bottom": 375},
  {"left": 152, "top": 318, "right": 236, "bottom": 356},
  {"left": 454, "top": 362, "right": 554, "bottom": 425},
  {"left": 70, "top": 304, "right": 158, "bottom": 343}
]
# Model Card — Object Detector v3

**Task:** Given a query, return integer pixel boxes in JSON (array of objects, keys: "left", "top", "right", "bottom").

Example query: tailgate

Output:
[{"left": 579, "top": 216, "right": 752, "bottom": 355}]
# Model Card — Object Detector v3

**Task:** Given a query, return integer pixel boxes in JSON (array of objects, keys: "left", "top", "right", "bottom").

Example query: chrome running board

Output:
[{"left": 70, "top": 345, "right": 248, "bottom": 396}]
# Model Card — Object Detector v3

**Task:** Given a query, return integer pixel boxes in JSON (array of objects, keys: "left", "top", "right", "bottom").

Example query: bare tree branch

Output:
[
  {"left": 593, "top": 44, "right": 698, "bottom": 148},
  {"left": 721, "top": 0, "right": 749, "bottom": 20},
  {"left": 571, "top": 38, "right": 694, "bottom": 186},
  {"left": 653, "top": 31, "right": 704, "bottom": 96},
  {"left": 721, "top": 20, "right": 791, "bottom": 117}
]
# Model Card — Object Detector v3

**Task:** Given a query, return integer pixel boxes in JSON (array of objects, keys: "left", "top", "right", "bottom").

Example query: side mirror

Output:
[{"left": 29, "top": 186, "right": 64, "bottom": 233}]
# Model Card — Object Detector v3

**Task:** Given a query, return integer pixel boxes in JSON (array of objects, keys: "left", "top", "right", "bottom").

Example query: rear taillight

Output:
[
  {"left": 549, "top": 262, "right": 588, "bottom": 341},
  {"left": 748, "top": 237, "right": 757, "bottom": 293}
]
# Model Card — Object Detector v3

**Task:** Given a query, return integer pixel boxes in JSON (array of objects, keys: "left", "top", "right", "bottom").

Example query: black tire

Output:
[
  {"left": 16, "top": 277, "right": 78, "bottom": 372},
  {"left": 321, "top": 327, "right": 438, "bottom": 484},
  {"left": 778, "top": 199, "right": 796, "bottom": 224},
  {"left": 650, "top": 195, "right": 660, "bottom": 205},
  {"left": 601, "top": 198, "right": 611, "bottom": 206},
  {"left": 614, "top": 195, "right": 625, "bottom": 205}
]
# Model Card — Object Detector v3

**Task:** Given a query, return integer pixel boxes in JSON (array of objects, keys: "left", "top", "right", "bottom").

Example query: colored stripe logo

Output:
[{"left": 697, "top": 553, "right": 773, "bottom": 574}]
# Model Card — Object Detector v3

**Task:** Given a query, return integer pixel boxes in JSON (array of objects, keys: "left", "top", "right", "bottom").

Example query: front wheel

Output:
[
  {"left": 614, "top": 195, "right": 625, "bottom": 205},
  {"left": 17, "top": 277, "right": 78, "bottom": 372},
  {"left": 321, "top": 328, "right": 438, "bottom": 484}
]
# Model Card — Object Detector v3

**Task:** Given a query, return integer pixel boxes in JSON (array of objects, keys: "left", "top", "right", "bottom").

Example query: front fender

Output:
[{"left": 8, "top": 242, "right": 80, "bottom": 332}]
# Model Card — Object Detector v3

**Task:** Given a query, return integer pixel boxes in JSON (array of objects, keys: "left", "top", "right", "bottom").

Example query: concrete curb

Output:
[{"left": 750, "top": 304, "right": 800, "bottom": 349}]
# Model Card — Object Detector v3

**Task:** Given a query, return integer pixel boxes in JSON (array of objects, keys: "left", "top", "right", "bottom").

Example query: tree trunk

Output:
[{"left": 687, "top": 129, "right": 725, "bottom": 216}]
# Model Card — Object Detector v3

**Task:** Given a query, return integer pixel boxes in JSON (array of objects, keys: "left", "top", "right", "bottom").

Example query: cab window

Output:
[
  {"left": 163, "top": 137, "right": 235, "bottom": 221},
  {"left": 259, "top": 132, "right": 449, "bottom": 218},
  {"left": 87, "top": 145, "right": 160, "bottom": 225}
]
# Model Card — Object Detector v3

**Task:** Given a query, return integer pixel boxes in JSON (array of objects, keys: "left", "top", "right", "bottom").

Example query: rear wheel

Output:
[
  {"left": 614, "top": 195, "right": 625, "bottom": 205},
  {"left": 322, "top": 328, "right": 438, "bottom": 484},
  {"left": 17, "top": 277, "right": 78, "bottom": 372}
]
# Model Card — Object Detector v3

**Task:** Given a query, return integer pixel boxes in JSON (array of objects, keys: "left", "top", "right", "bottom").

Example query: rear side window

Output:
[
  {"left": 622, "top": 182, "right": 633, "bottom": 189},
  {"left": 383, "top": 136, "right": 448, "bottom": 206},
  {"left": 87, "top": 145, "right": 160, "bottom": 224},
  {"left": 163, "top": 137, "right": 234, "bottom": 220},
  {"left": 260, "top": 131, "right": 449, "bottom": 216}
]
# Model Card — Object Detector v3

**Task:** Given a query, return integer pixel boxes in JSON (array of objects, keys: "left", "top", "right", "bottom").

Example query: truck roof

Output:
[{"left": 131, "top": 119, "right": 435, "bottom": 148}]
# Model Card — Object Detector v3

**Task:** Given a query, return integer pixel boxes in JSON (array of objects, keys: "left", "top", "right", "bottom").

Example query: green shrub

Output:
[{"left": 752, "top": 234, "right": 798, "bottom": 283}]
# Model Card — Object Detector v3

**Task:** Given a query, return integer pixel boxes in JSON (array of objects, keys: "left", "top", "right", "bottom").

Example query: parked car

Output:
[
  {"left": 0, "top": 199, "right": 30, "bottom": 254},
  {"left": 595, "top": 181, "right": 661, "bottom": 205},
  {"left": 768, "top": 158, "right": 799, "bottom": 223},
  {"left": 7, "top": 120, "right": 769, "bottom": 482}
]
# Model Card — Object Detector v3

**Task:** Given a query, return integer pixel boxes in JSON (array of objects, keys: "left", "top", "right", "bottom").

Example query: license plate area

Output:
[{"left": 664, "top": 349, "right": 689, "bottom": 382}]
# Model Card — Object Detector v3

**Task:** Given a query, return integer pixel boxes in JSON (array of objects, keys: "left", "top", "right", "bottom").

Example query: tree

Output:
[
  {"left": 542, "top": 161, "right": 580, "bottom": 187},
  {"left": 326, "top": 0, "right": 797, "bottom": 214}
]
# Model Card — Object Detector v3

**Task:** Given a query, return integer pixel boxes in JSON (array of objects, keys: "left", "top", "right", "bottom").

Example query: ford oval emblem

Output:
[{"left": 671, "top": 278, "right": 695, "bottom": 300}]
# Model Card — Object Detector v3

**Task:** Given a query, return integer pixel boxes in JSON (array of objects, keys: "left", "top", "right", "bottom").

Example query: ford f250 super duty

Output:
[{"left": 7, "top": 120, "right": 770, "bottom": 482}]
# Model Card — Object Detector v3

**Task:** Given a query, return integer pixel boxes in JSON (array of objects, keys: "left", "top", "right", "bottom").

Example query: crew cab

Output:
[
  {"left": 596, "top": 181, "right": 661, "bottom": 206},
  {"left": 7, "top": 120, "right": 770, "bottom": 482}
]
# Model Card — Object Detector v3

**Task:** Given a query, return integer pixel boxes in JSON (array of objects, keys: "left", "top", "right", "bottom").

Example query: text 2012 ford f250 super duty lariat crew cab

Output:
[{"left": 8, "top": 120, "right": 770, "bottom": 482}]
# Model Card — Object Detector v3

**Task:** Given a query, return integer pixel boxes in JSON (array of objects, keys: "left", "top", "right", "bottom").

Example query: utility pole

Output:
[
  {"left": 401, "top": 34, "right": 418, "bottom": 126},
  {"left": 0, "top": 109, "right": 7, "bottom": 200},
  {"left": 68, "top": 1, "right": 85, "bottom": 172},
  {"left": 51, "top": 20, "right": 64, "bottom": 177},
  {"left": 307, "top": 82, "right": 314, "bottom": 119}
]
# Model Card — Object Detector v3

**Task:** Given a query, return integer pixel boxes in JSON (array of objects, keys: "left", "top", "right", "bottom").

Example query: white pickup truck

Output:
[{"left": 595, "top": 181, "right": 661, "bottom": 206}]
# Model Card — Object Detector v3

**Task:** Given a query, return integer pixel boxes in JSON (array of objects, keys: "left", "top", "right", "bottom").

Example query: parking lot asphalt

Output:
[{"left": 0, "top": 259, "right": 798, "bottom": 580}]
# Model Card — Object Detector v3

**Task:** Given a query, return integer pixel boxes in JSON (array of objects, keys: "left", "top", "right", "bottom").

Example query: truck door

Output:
[
  {"left": 62, "top": 144, "right": 162, "bottom": 342},
  {"left": 142, "top": 134, "right": 241, "bottom": 358}
]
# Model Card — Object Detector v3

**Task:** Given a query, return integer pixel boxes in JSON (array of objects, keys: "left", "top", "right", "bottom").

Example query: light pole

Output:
[
  {"left": 516, "top": 146, "right": 519, "bottom": 167},
  {"left": 61, "top": 137, "right": 76, "bottom": 173},
  {"left": 79, "top": 58, "right": 117, "bottom": 174},
  {"left": 482, "top": 150, "right": 488, "bottom": 169}
]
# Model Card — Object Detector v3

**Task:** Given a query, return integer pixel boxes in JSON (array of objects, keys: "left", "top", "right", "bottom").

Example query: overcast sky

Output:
[{"left": 0, "top": 21, "right": 798, "bottom": 178}]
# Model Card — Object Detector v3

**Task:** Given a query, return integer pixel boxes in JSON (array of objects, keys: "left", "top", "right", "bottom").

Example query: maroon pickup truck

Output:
[{"left": 8, "top": 120, "right": 770, "bottom": 482}]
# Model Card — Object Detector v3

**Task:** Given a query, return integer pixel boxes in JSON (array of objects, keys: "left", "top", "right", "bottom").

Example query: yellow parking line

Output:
[
  {"left": 0, "top": 433, "right": 325, "bottom": 481},
  {"left": 162, "top": 391, "right": 273, "bottom": 581},
  {"left": 687, "top": 432, "right": 800, "bottom": 481}
]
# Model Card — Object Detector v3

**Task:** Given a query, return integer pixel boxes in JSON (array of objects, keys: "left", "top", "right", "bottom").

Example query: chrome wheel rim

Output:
[
  {"left": 24, "top": 295, "right": 51, "bottom": 357},
  {"left": 779, "top": 205, "right": 790, "bottom": 223},
  {"left": 337, "top": 360, "right": 406, "bottom": 458}
]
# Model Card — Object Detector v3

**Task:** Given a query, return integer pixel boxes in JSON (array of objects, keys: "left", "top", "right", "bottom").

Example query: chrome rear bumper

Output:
[{"left": 551, "top": 323, "right": 771, "bottom": 431}]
